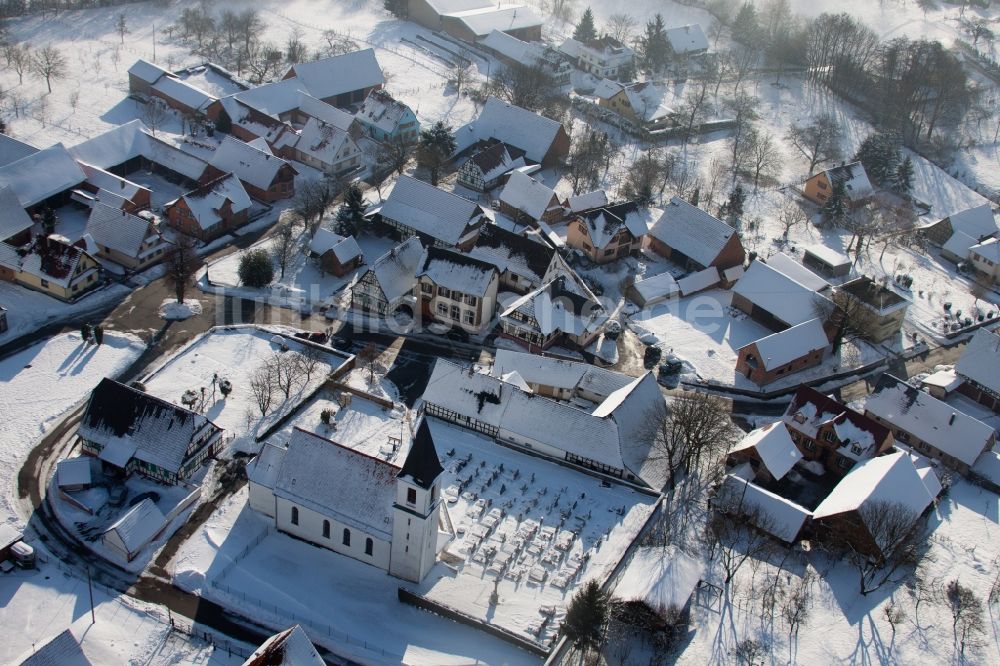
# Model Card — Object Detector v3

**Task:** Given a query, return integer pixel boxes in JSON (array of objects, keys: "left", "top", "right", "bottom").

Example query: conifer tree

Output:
[
  {"left": 573, "top": 8, "right": 598, "bottom": 45},
  {"left": 416, "top": 121, "right": 456, "bottom": 186}
]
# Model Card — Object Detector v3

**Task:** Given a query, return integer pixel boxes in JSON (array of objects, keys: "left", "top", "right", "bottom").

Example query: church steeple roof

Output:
[{"left": 398, "top": 419, "right": 444, "bottom": 489}]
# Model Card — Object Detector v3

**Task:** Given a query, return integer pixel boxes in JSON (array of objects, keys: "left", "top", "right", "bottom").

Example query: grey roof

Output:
[
  {"left": 103, "top": 498, "right": 166, "bottom": 555},
  {"left": 272, "top": 428, "right": 399, "bottom": 540},
  {"left": 455, "top": 97, "right": 565, "bottom": 164},
  {"left": 0, "top": 134, "right": 39, "bottom": 168},
  {"left": 955, "top": 328, "right": 1000, "bottom": 397},
  {"left": 210, "top": 136, "right": 294, "bottom": 191},
  {"left": 648, "top": 197, "right": 738, "bottom": 267},
  {"left": 366, "top": 236, "right": 426, "bottom": 303},
  {"left": 0, "top": 144, "right": 87, "bottom": 208},
  {"left": 19, "top": 629, "right": 91, "bottom": 666},
  {"left": 127, "top": 58, "right": 169, "bottom": 85},
  {"left": 733, "top": 261, "right": 834, "bottom": 328},
  {"left": 285, "top": 49, "right": 385, "bottom": 101},
  {"left": 84, "top": 203, "right": 158, "bottom": 258},
  {"left": 419, "top": 246, "right": 498, "bottom": 297},
  {"left": 0, "top": 185, "right": 34, "bottom": 241},
  {"left": 379, "top": 175, "right": 486, "bottom": 246}
]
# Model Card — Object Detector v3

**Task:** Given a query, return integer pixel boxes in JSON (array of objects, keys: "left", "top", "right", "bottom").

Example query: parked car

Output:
[
  {"left": 10, "top": 541, "right": 34, "bottom": 569},
  {"left": 108, "top": 485, "right": 128, "bottom": 507},
  {"left": 643, "top": 345, "right": 662, "bottom": 369}
]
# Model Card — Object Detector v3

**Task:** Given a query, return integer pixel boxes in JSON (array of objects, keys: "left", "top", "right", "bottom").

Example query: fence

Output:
[{"left": 329, "top": 380, "right": 396, "bottom": 409}]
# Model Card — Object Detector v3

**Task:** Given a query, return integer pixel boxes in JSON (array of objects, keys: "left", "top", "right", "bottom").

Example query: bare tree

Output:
[
  {"left": 744, "top": 127, "right": 782, "bottom": 188},
  {"left": 678, "top": 75, "right": 712, "bottom": 143},
  {"left": 32, "top": 45, "right": 66, "bottom": 94},
  {"left": 5, "top": 43, "right": 31, "bottom": 84},
  {"left": 777, "top": 200, "right": 809, "bottom": 241},
  {"left": 321, "top": 29, "right": 358, "bottom": 57},
  {"left": 285, "top": 28, "right": 308, "bottom": 64},
  {"left": 710, "top": 481, "right": 778, "bottom": 584},
  {"left": 293, "top": 179, "right": 337, "bottom": 232},
  {"left": 782, "top": 572, "right": 814, "bottom": 655},
  {"left": 245, "top": 40, "right": 284, "bottom": 84},
  {"left": 357, "top": 343, "right": 381, "bottom": 385},
  {"left": 947, "top": 579, "right": 985, "bottom": 659},
  {"left": 830, "top": 500, "right": 926, "bottom": 595},
  {"left": 271, "top": 218, "right": 300, "bottom": 280},
  {"left": 376, "top": 137, "right": 412, "bottom": 177},
  {"left": 294, "top": 346, "right": 326, "bottom": 384},
  {"left": 448, "top": 64, "right": 472, "bottom": 96},
  {"left": 788, "top": 114, "right": 843, "bottom": 175},
  {"left": 164, "top": 235, "right": 200, "bottom": 303},
  {"left": 732, "top": 638, "right": 767, "bottom": 666},
  {"left": 606, "top": 13, "right": 636, "bottom": 44},
  {"left": 141, "top": 98, "right": 169, "bottom": 135},
  {"left": 488, "top": 63, "right": 556, "bottom": 112},
  {"left": 250, "top": 366, "right": 275, "bottom": 416},
  {"left": 116, "top": 13, "right": 129, "bottom": 45},
  {"left": 267, "top": 351, "right": 307, "bottom": 401},
  {"left": 725, "top": 91, "right": 759, "bottom": 180},
  {"left": 883, "top": 599, "right": 906, "bottom": 643}
]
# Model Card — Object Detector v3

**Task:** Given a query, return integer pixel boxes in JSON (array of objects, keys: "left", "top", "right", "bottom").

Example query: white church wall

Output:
[
  {"left": 248, "top": 481, "right": 277, "bottom": 518},
  {"left": 274, "top": 496, "right": 392, "bottom": 571}
]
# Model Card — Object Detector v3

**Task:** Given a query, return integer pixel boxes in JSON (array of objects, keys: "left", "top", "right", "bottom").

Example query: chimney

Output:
[{"left": 949, "top": 413, "right": 956, "bottom": 426}]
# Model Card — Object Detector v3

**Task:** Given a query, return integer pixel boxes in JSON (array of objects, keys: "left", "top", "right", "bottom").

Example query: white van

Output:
[{"left": 10, "top": 541, "right": 34, "bottom": 568}]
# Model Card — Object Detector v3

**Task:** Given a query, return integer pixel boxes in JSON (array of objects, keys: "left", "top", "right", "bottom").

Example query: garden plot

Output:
[
  {"left": 139, "top": 326, "right": 351, "bottom": 452},
  {"left": 419, "top": 420, "right": 657, "bottom": 647}
]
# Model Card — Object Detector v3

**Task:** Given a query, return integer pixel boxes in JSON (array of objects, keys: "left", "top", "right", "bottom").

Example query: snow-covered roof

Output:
[
  {"left": 558, "top": 36, "right": 634, "bottom": 65},
  {"left": 80, "top": 163, "right": 148, "bottom": 202},
  {"left": 455, "top": 98, "right": 566, "bottom": 164},
  {"left": 972, "top": 451, "right": 1000, "bottom": 488},
  {"left": 0, "top": 523, "right": 22, "bottom": 551},
  {"left": 309, "top": 228, "right": 362, "bottom": 263},
  {"left": 490, "top": 348, "right": 633, "bottom": 398},
  {"left": 632, "top": 271, "right": 679, "bottom": 303},
  {"left": 593, "top": 79, "right": 674, "bottom": 123},
  {"left": 766, "top": 252, "right": 829, "bottom": 291},
  {"left": 103, "top": 498, "right": 166, "bottom": 555},
  {"left": 354, "top": 89, "right": 413, "bottom": 135},
  {"left": 0, "top": 144, "right": 86, "bottom": 208},
  {"left": 465, "top": 141, "right": 527, "bottom": 183},
  {"left": 270, "top": 428, "right": 399, "bottom": 540},
  {"left": 676, "top": 266, "right": 720, "bottom": 296},
  {"left": 648, "top": 197, "right": 738, "bottom": 269},
  {"left": 821, "top": 162, "right": 874, "bottom": 200},
  {"left": 424, "top": 0, "right": 493, "bottom": 13},
  {"left": 469, "top": 223, "right": 554, "bottom": 286},
  {"left": 419, "top": 246, "right": 497, "bottom": 297},
  {"left": 128, "top": 58, "right": 170, "bottom": 85},
  {"left": 0, "top": 134, "right": 39, "bottom": 167},
  {"left": 665, "top": 24, "right": 709, "bottom": 54},
  {"left": 499, "top": 171, "right": 559, "bottom": 221},
  {"left": 292, "top": 116, "right": 354, "bottom": 166},
  {"left": 500, "top": 275, "right": 607, "bottom": 338},
  {"left": 56, "top": 457, "right": 92, "bottom": 489},
  {"left": 152, "top": 74, "right": 216, "bottom": 111},
  {"left": 921, "top": 369, "right": 963, "bottom": 392},
  {"left": 614, "top": 546, "right": 704, "bottom": 613},
  {"left": 566, "top": 190, "right": 607, "bottom": 213},
  {"left": 970, "top": 237, "right": 1000, "bottom": 263},
  {"left": 802, "top": 244, "right": 852, "bottom": 268},
  {"left": 955, "top": 328, "right": 1000, "bottom": 395},
  {"left": 783, "top": 386, "right": 890, "bottom": 450},
  {"left": 79, "top": 378, "right": 222, "bottom": 476},
  {"left": 0, "top": 235, "right": 97, "bottom": 289},
  {"left": 838, "top": 276, "right": 910, "bottom": 315},
  {"left": 171, "top": 173, "right": 252, "bottom": 230},
  {"left": 812, "top": 451, "right": 935, "bottom": 527},
  {"left": 729, "top": 422, "right": 803, "bottom": 480},
  {"left": 578, "top": 201, "right": 656, "bottom": 249},
  {"left": 367, "top": 236, "right": 426, "bottom": 303},
  {"left": 443, "top": 6, "right": 543, "bottom": 37},
  {"left": 945, "top": 204, "right": 999, "bottom": 240},
  {"left": 232, "top": 78, "right": 305, "bottom": 118},
  {"left": 69, "top": 120, "right": 208, "bottom": 181},
  {"left": 210, "top": 135, "right": 293, "bottom": 191},
  {"left": 379, "top": 175, "right": 486, "bottom": 246},
  {"left": 718, "top": 475, "right": 809, "bottom": 543},
  {"left": 744, "top": 317, "right": 828, "bottom": 371},
  {"left": 864, "top": 375, "right": 995, "bottom": 467},
  {"left": 284, "top": 49, "right": 385, "bottom": 102},
  {"left": 243, "top": 625, "right": 325, "bottom": 666},
  {"left": 0, "top": 185, "right": 34, "bottom": 241},
  {"left": 594, "top": 373, "right": 668, "bottom": 488},
  {"left": 480, "top": 29, "right": 545, "bottom": 67},
  {"left": 18, "top": 629, "right": 91, "bottom": 666},
  {"left": 84, "top": 203, "right": 160, "bottom": 259},
  {"left": 297, "top": 92, "right": 356, "bottom": 130},
  {"left": 942, "top": 230, "right": 979, "bottom": 261},
  {"left": 734, "top": 261, "right": 833, "bottom": 328}
]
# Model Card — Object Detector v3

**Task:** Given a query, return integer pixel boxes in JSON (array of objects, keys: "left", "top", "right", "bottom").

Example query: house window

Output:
[
  {"left": 291, "top": 506, "right": 299, "bottom": 525},
  {"left": 804, "top": 439, "right": 815, "bottom": 451},
  {"left": 464, "top": 310, "right": 475, "bottom": 324},
  {"left": 41, "top": 279, "right": 50, "bottom": 288},
  {"left": 437, "top": 302, "right": 448, "bottom": 315},
  {"left": 365, "top": 538, "right": 374, "bottom": 556},
  {"left": 450, "top": 305, "right": 460, "bottom": 319},
  {"left": 838, "top": 456, "right": 852, "bottom": 469},
  {"left": 823, "top": 430, "right": 835, "bottom": 442},
  {"left": 407, "top": 487, "right": 417, "bottom": 505},
  {"left": 421, "top": 283, "right": 432, "bottom": 294},
  {"left": 342, "top": 528, "right": 351, "bottom": 546},
  {"left": 322, "top": 520, "right": 330, "bottom": 538},
  {"left": 851, "top": 444, "right": 863, "bottom": 455},
  {"left": 438, "top": 287, "right": 450, "bottom": 299},
  {"left": 465, "top": 294, "right": 477, "bottom": 306},
  {"left": 817, "top": 181, "right": 828, "bottom": 190}
]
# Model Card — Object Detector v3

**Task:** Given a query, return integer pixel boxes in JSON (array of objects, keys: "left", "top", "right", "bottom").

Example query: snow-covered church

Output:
[{"left": 247, "top": 419, "right": 444, "bottom": 583}]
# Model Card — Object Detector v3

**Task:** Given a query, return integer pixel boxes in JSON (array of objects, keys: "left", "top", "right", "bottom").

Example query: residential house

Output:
[
  {"left": 921, "top": 204, "right": 998, "bottom": 256},
  {"left": 78, "top": 378, "right": 224, "bottom": 484},
  {"left": 165, "top": 173, "right": 253, "bottom": 242},
  {"left": 407, "top": 0, "right": 543, "bottom": 42},
  {"left": 127, "top": 59, "right": 217, "bottom": 116},
  {"left": 498, "top": 272, "right": 608, "bottom": 351},
  {"left": 456, "top": 142, "right": 528, "bottom": 192},
  {"left": 726, "top": 422, "right": 804, "bottom": 484},
  {"left": 715, "top": 472, "right": 811, "bottom": 544},
  {"left": 781, "top": 385, "right": 895, "bottom": 476},
  {"left": 735, "top": 318, "right": 830, "bottom": 386},
  {"left": 309, "top": 228, "right": 363, "bottom": 277},
  {"left": 567, "top": 201, "right": 657, "bottom": 263},
  {"left": 0, "top": 235, "right": 101, "bottom": 301},
  {"left": 207, "top": 136, "right": 296, "bottom": 202},
  {"left": 498, "top": 171, "right": 563, "bottom": 225},
  {"left": 864, "top": 374, "right": 997, "bottom": 475},
  {"left": 665, "top": 24, "right": 709, "bottom": 57},
  {"left": 355, "top": 90, "right": 420, "bottom": 145},
  {"left": 243, "top": 626, "right": 325, "bottom": 666},
  {"left": 101, "top": 498, "right": 167, "bottom": 562},
  {"left": 732, "top": 260, "right": 835, "bottom": 331},
  {"left": 417, "top": 247, "right": 500, "bottom": 333},
  {"left": 468, "top": 223, "right": 556, "bottom": 294},
  {"left": 127, "top": 59, "right": 171, "bottom": 98},
  {"left": 286, "top": 115, "right": 363, "bottom": 176},
  {"left": 954, "top": 328, "right": 1000, "bottom": 412},
  {"left": 375, "top": 175, "right": 488, "bottom": 250},
  {"left": 83, "top": 203, "right": 171, "bottom": 271},
  {"left": 489, "top": 348, "right": 634, "bottom": 402},
  {"left": 282, "top": 49, "right": 385, "bottom": 108},
  {"left": 248, "top": 422, "right": 444, "bottom": 583},
  {"left": 207, "top": 95, "right": 296, "bottom": 149},
  {"left": 564, "top": 190, "right": 609, "bottom": 215},
  {"left": 968, "top": 238, "right": 1000, "bottom": 283},
  {"left": 833, "top": 276, "right": 910, "bottom": 342},
  {"left": 812, "top": 451, "right": 940, "bottom": 560},
  {"left": 647, "top": 197, "right": 745, "bottom": 271},
  {"left": 350, "top": 237, "right": 426, "bottom": 315},
  {"left": 558, "top": 37, "right": 635, "bottom": 79},
  {"left": 628, "top": 271, "right": 680, "bottom": 307},
  {"left": 765, "top": 252, "right": 831, "bottom": 293},
  {"left": 480, "top": 30, "right": 572, "bottom": 85},
  {"left": 422, "top": 359, "right": 666, "bottom": 487},
  {"left": 593, "top": 79, "right": 674, "bottom": 130},
  {"left": 803, "top": 162, "right": 874, "bottom": 208},
  {"left": 0, "top": 134, "right": 39, "bottom": 168},
  {"left": 455, "top": 97, "right": 570, "bottom": 167}
]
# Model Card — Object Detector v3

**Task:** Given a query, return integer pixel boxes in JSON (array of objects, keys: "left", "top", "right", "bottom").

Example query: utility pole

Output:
[
  {"left": 152, "top": 23, "right": 157, "bottom": 62},
  {"left": 86, "top": 566, "right": 96, "bottom": 624}
]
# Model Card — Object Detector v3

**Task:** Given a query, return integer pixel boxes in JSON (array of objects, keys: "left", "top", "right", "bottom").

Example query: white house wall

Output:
[{"left": 273, "top": 496, "right": 391, "bottom": 571}]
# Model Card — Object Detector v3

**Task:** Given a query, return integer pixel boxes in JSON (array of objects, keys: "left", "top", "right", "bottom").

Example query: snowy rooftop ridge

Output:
[
  {"left": 954, "top": 328, "right": 1000, "bottom": 395},
  {"left": 419, "top": 246, "right": 498, "bottom": 297},
  {"left": 613, "top": 545, "right": 704, "bottom": 614},
  {"left": 499, "top": 171, "right": 559, "bottom": 221},
  {"left": 283, "top": 48, "right": 385, "bottom": 102},
  {"left": 729, "top": 422, "right": 803, "bottom": 481},
  {"left": 455, "top": 97, "right": 566, "bottom": 164},
  {"left": 379, "top": 175, "right": 487, "bottom": 246},
  {"left": 734, "top": 260, "right": 834, "bottom": 328},
  {"left": 648, "top": 197, "right": 738, "bottom": 269},
  {"left": 242, "top": 625, "right": 325, "bottom": 666},
  {"left": 744, "top": 317, "right": 829, "bottom": 371},
  {"left": 103, "top": 498, "right": 166, "bottom": 556},
  {"left": 84, "top": 203, "right": 163, "bottom": 259}
]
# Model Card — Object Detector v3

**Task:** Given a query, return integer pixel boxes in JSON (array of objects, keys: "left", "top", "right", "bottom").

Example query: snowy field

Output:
[
  {"left": 672, "top": 478, "right": 1000, "bottom": 665},
  {"left": 0, "top": 331, "right": 144, "bottom": 518},
  {"left": 0, "top": 281, "right": 133, "bottom": 343},
  {"left": 139, "top": 326, "right": 350, "bottom": 451}
]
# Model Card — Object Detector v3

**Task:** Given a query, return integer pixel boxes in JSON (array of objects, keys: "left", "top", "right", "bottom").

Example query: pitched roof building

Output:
[
  {"left": 207, "top": 136, "right": 297, "bottom": 201},
  {"left": 165, "top": 173, "right": 253, "bottom": 242},
  {"left": 954, "top": 328, "right": 1000, "bottom": 412},
  {"left": 83, "top": 203, "right": 171, "bottom": 271},
  {"left": 282, "top": 49, "right": 385, "bottom": 107},
  {"left": 455, "top": 97, "right": 570, "bottom": 166},
  {"left": 375, "top": 175, "right": 488, "bottom": 250},
  {"left": 647, "top": 197, "right": 745, "bottom": 271}
]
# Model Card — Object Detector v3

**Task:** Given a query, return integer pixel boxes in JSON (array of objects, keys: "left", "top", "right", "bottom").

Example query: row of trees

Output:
[
  {"left": 3, "top": 41, "right": 66, "bottom": 92},
  {"left": 249, "top": 348, "right": 327, "bottom": 417}
]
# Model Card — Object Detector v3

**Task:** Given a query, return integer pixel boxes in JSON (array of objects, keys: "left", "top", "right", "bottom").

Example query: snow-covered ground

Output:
[
  {"left": 0, "top": 281, "right": 133, "bottom": 343},
  {"left": 139, "top": 326, "right": 351, "bottom": 452}
]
